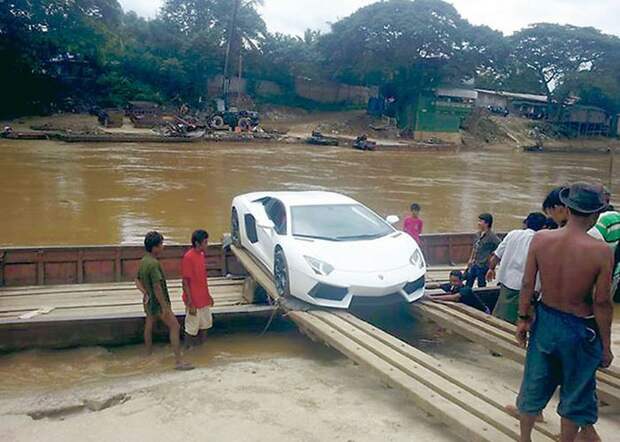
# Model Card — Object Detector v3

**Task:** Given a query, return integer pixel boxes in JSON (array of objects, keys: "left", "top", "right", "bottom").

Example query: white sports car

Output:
[{"left": 231, "top": 191, "right": 426, "bottom": 309}]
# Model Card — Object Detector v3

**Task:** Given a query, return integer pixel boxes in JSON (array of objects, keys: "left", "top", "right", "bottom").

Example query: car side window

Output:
[
  {"left": 244, "top": 214, "right": 259, "bottom": 243},
  {"left": 264, "top": 199, "right": 287, "bottom": 235}
]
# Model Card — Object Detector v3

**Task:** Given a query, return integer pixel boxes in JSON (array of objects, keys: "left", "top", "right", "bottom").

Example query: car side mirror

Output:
[{"left": 386, "top": 215, "right": 400, "bottom": 225}]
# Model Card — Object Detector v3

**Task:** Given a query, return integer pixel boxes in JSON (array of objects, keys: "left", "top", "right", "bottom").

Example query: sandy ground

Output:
[
  {"left": 0, "top": 355, "right": 458, "bottom": 442},
  {"left": 0, "top": 314, "right": 618, "bottom": 442}
]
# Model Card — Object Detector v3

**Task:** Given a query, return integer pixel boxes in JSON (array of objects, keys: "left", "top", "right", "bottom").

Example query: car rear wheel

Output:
[
  {"left": 231, "top": 208, "right": 241, "bottom": 247},
  {"left": 274, "top": 248, "right": 290, "bottom": 298}
]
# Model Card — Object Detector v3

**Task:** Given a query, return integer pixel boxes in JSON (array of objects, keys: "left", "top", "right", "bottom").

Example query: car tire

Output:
[
  {"left": 231, "top": 208, "right": 242, "bottom": 248},
  {"left": 274, "top": 247, "right": 290, "bottom": 298}
]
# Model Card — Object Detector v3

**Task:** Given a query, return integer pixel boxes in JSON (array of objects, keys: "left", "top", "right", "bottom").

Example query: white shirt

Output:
[{"left": 494, "top": 228, "right": 536, "bottom": 291}]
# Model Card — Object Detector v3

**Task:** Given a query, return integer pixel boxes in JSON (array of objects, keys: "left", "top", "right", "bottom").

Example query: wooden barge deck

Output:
[{"left": 0, "top": 233, "right": 482, "bottom": 352}]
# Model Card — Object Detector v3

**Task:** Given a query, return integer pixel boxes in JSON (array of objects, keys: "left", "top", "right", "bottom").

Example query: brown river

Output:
[{"left": 0, "top": 139, "right": 617, "bottom": 246}]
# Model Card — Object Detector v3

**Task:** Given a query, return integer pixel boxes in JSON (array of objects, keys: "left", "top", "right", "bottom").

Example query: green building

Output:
[{"left": 398, "top": 88, "right": 475, "bottom": 143}]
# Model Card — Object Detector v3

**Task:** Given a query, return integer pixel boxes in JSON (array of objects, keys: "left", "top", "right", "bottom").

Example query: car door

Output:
[
  {"left": 245, "top": 200, "right": 271, "bottom": 266},
  {"left": 256, "top": 198, "right": 287, "bottom": 270}
]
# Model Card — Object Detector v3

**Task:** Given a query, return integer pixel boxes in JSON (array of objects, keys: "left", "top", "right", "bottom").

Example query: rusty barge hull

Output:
[
  {"left": 0, "top": 233, "right": 479, "bottom": 288},
  {"left": 0, "top": 233, "right": 488, "bottom": 352}
]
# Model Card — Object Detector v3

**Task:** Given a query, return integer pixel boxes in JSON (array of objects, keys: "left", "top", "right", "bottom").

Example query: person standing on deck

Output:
[
  {"left": 486, "top": 212, "right": 547, "bottom": 324},
  {"left": 543, "top": 186, "right": 569, "bottom": 227},
  {"left": 182, "top": 229, "right": 214, "bottom": 348},
  {"left": 403, "top": 203, "right": 424, "bottom": 245},
  {"left": 136, "top": 231, "right": 193, "bottom": 371},
  {"left": 587, "top": 188, "right": 619, "bottom": 302},
  {"left": 465, "top": 213, "right": 500, "bottom": 288},
  {"left": 516, "top": 183, "right": 614, "bottom": 442}
]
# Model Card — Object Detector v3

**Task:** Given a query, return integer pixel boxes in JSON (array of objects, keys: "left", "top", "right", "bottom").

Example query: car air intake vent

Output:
[
  {"left": 350, "top": 293, "right": 404, "bottom": 308},
  {"left": 308, "top": 283, "right": 348, "bottom": 301},
  {"left": 404, "top": 275, "right": 425, "bottom": 294}
]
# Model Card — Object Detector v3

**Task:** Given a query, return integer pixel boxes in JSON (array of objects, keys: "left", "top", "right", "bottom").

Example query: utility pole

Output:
[
  {"left": 610, "top": 144, "right": 615, "bottom": 191},
  {"left": 238, "top": 53, "right": 243, "bottom": 103},
  {"left": 223, "top": 0, "right": 241, "bottom": 102}
]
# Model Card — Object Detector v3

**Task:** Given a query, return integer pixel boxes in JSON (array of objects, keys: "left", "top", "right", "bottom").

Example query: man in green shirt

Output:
[
  {"left": 136, "top": 231, "right": 193, "bottom": 370},
  {"left": 466, "top": 213, "right": 501, "bottom": 288}
]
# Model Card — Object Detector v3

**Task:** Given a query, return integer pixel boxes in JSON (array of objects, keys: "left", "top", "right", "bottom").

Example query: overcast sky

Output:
[{"left": 118, "top": 0, "right": 620, "bottom": 37}]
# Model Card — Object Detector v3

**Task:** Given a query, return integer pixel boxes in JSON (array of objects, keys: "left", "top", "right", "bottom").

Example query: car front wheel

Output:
[{"left": 274, "top": 248, "right": 290, "bottom": 298}]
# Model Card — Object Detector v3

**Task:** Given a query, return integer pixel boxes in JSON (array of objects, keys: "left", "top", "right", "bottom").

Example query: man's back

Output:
[{"left": 533, "top": 228, "right": 610, "bottom": 317}]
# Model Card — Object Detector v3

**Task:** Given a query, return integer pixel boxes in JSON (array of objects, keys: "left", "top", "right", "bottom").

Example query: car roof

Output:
[{"left": 242, "top": 191, "right": 359, "bottom": 207}]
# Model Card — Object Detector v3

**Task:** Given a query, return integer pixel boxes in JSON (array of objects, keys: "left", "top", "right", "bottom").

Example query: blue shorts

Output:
[{"left": 517, "top": 303, "right": 602, "bottom": 426}]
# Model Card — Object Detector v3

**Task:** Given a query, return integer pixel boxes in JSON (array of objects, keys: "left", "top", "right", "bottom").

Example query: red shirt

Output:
[
  {"left": 181, "top": 248, "right": 213, "bottom": 308},
  {"left": 404, "top": 216, "right": 424, "bottom": 243}
]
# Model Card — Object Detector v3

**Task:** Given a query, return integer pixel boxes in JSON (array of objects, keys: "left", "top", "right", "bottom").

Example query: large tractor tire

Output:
[{"left": 210, "top": 115, "right": 225, "bottom": 130}]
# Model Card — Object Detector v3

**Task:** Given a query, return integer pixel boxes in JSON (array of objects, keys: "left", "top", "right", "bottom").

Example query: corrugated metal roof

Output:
[
  {"left": 436, "top": 88, "right": 478, "bottom": 100},
  {"left": 476, "top": 89, "right": 548, "bottom": 103}
]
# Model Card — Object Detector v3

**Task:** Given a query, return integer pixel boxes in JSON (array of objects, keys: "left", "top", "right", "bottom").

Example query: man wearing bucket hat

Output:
[{"left": 515, "top": 183, "right": 614, "bottom": 442}]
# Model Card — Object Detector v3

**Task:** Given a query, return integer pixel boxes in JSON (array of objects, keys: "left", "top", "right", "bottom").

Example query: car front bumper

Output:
[{"left": 291, "top": 265, "right": 426, "bottom": 309}]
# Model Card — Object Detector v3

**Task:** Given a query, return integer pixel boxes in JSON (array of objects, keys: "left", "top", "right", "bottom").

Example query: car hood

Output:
[{"left": 294, "top": 232, "right": 422, "bottom": 272}]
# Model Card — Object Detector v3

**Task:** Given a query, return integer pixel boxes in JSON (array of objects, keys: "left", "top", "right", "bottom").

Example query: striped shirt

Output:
[{"left": 588, "top": 210, "right": 620, "bottom": 277}]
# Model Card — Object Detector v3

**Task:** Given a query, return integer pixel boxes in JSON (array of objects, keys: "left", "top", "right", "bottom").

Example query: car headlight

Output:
[
  {"left": 304, "top": 256, "right": 334, "bottom": 276},
  {"left": 410, "top": 249, "right": 425, "bottom": 269}
]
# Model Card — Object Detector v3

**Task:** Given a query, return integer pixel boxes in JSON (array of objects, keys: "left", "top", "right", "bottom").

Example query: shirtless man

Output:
[{"left": 516, "top": 183, "right": 614, "bottom": 442}]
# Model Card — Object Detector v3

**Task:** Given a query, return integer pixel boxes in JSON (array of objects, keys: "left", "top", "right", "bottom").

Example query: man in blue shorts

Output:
[{"left": 516, "top": 183, "right": 614, "bottom": 442}]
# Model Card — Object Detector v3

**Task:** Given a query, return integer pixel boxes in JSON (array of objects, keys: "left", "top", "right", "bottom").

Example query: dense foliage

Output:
[{"left": 1, "top": 0, "right": 619, "bottom": 118}]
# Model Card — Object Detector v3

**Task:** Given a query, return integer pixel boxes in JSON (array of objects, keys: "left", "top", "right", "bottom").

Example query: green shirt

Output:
[
  {"left": 473, "top": 230, "right": 501, "bottom": 266},
  {"left": 589, "top": 211, "right": 620, "bottom": 278},
  {"left": 594, "top": 211, "right": 620, "bottom": 246},
  {"left": 137, "top": 254, "right": 170, "bottom": 315}
]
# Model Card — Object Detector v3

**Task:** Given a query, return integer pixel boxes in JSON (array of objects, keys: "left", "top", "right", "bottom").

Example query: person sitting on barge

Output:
[{"left": 429, "top": 270, "right": 490, "bottom": 314}]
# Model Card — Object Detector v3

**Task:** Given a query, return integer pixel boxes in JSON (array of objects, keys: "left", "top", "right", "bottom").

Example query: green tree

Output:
[
  {"left": 318, "top": 0, "right": 502, "bottom": 85},
  {"left": 0, "top": 0, "right": 124, "bottom": 116},
  {"left": 508, "top": 23, "right": 618, "bottom": 98}
]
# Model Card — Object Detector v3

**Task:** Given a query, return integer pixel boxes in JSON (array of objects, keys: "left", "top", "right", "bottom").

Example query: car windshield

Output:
[{"left": 291, "top": 204, "right": 393, "bottom": 241}]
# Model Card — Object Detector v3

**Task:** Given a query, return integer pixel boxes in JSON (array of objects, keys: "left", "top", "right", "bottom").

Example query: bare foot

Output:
[
  {"left": 503, "top": 405, "right": 545, "bottom": 422},
  {"left": 576, "top": 426, "right": 601, "bottom": 442}
]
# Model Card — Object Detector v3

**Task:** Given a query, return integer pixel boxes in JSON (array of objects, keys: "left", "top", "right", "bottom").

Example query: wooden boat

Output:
[{"left": 0, "top": 233, "right": 480, "bottom": 288}]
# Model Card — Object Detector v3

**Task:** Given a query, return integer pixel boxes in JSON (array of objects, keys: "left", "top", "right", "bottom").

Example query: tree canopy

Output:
[
  {"left": 1, "top": 0, "right": 620, "bottom": 119},
  {"left": 318, "top": 0, "right": 504, "bottom": 86},
  {"left": 508, "top": 23, "right": 619, "bottom": 97}
]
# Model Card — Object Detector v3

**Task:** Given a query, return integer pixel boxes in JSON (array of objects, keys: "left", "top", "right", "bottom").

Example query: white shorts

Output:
[{"left": 184, "top": 307, "right": 213, "bottom": 336}]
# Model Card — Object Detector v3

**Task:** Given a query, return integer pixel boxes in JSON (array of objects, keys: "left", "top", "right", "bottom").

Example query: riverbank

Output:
[
  {"left": 4, "top": 111, "right": 618, "bottom": 153},
  {"left": 0, "top": 111, "right": 456, "bottom": 151},
  {"left": 1, "top": 312, "right": 618, "bottom": 442},
  {"left": 0, "top": 355, "right": 459, "bottom": 442}
]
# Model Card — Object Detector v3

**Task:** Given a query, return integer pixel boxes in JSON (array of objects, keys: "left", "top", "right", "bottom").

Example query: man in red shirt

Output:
[
  {"left": 182, "top": 229, "right": 214, "bottom": 347},
  {"left": 403, "top": 203, "right": 424, "bottom": 244}
]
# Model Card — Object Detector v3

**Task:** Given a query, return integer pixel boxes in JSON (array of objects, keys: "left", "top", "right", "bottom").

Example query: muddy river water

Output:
[{"left": 0, "top": 140, "right": 618, "bottom": 246}]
